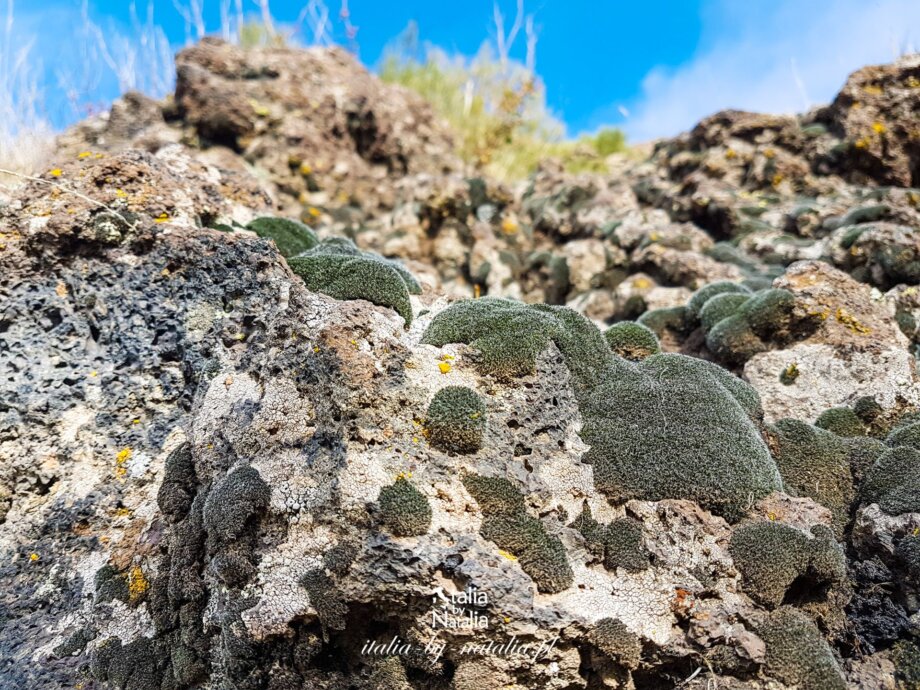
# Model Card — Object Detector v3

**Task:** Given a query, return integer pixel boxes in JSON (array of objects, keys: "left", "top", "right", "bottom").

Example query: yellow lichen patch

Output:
[
  {"left": 908, "top": 76, "right": 920, "bottom": 89},
  {"left": 438, "top": 362, "right": 452, "bottom": 374},
  {"left": 78, "top": 151, "right": 92, "bottom": 159},
  {"left": 395, "top": 471, "right": 413, "bottom": 481},
  {"left": 762, "top": 148, "right": 775, "bottom": 159},
  {"left": 854, "top": 138, "right": 869, "bottom": 150},
  {"left": 307, "top": 206, "right": 321, "bottom": 218},
  {"left": 299, "top": 162, "right": 313, "bottom": 175},
  {"left": 771, "top": 173, "right": 784, "bottom": 188},
  {"left": 55, "top": 281, "right": 68, "bottom": 298},
  {"left": 441, "top": 354, "right": 455, "bottom": 361},
  {"left": 29, "top": 552, "right": 40, "bottom": 562},
  {"left": 132, "top": 418, "right": 140, "bottom": 425},
  {"left": 632, "top": 276, "right": 653, "bottom": 290},
  {"left": 835, "top": 307, "right": 871, "bottom": 335},
  {"left": 851, "top": 100, "right": 862, "bottom": 110},
  {"left": 649, "top": 232, "right": 660, "bottom": 242},
  {"left": 128, "top": 565, "right": 149, "bottom": 603},
  {"left": 473, "top": 284, "right": 482, "bottom": 299},
  {"left": 154, "top": 212, "right": 170, "bottom": 223},
  {"left": 312, "top": 346, "right": 320, "bottom": 353},
  {"left": 863, "top": 84, "right": 884, "bottom": 96},
  {"left": 49, "top": 168, "right": 62, "bottom": 177},
  {"left": 872, "top": 121, "right": 887, "bottom": 135},
  {"left": 500, "top": 218, "right": 518, "bottom": 234},
  {"left": 115, "top": 447, "right": 132, "bottom": 478},
  {"left": 249, "top": 100, "right": 270, "bottom": 117},
  {"left": 724, "top": 148, "right": 737, "bottom": 159},
  {"left": 88, "top": 370, "right": 98, "bottom": 377},
  {"left": 497, "top": 549, "right": 518, "bottom": 561},
  {"left": 767, "top": 512, "right": 777, "bottom": 521},
  {"left": 114, "top": 189, "right": 128, "bottom": 199}
]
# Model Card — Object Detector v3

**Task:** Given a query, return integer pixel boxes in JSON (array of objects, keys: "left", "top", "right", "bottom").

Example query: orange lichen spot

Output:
[
  {"left": 77, "top": 151, "right": 92, "bottom": 159},
  {"left": 128, "top": 565, "right": 149, "bottom": 602},
  {"left": 55, "top": 281, "right": 68, "bottom": 298},
  {"left": 438, "top": 362, "right": 452, "bottom": 374},
  {"left": 49, "top": 168, "right": 62, "bottom": 177},
  {"left": 154, "top": 212, "right": 170, "bottom": 223},
  {"left": 224, "top": 375, "right": 234, "bottom": 387},
  {"left": 835, "top": 307, "right": 871, "bottom": 335},
  {"left": 473, "top": 284, "right": 481, "bottom": 299},
  {"left": 872, "top": 121, "right": 886, "bottom": 135},
  {"left": 500, "top": 218, "right": 518, "bottom": 234},
  {"left": 497, "top": 549, "right": 518, "bottom": 561},
  {"left": 307, "top": 206, "right": 321, "bottom": 218}
]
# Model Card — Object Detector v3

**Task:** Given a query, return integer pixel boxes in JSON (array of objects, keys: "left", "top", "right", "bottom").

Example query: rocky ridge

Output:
[{"left": 1, "top": 40, "right": 919, "bottom": 689}]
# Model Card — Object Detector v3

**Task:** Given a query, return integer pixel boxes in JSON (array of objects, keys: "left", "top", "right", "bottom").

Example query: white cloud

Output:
[{"left": 622, "top": 0, "right": 920, "bottom": 142}]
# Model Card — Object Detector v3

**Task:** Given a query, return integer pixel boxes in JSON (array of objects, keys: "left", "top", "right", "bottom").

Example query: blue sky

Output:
[{"left": 9, "top": 0, "right": 920, "bottom": 141}]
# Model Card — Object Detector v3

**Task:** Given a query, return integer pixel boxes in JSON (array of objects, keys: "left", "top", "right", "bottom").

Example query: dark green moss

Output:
[
  {"left": 156, "top": 442, "right": 196, "bottom": 524},
  {"left": 888, "top": 422, "right": 920, "bottom": 451},
  {"left": 603, "top": 321, "right": 661, "bottom": 360},
  {"left": 246, "top": 216, "right": 319, "bottom": 257},
  {"left": 739, "top": 288, "right": 796, "bottom": 337},
  {"left": 844, "top": 435, "right": 888, "bottom": 483},
  {"left": 91, "top": 636, "right": 162, "bottom": 690},
  {"left": 815, "top": 407, "right": 866, "bottom": 438},
  {"left": 853, "top": 396, "right": 884, "bottom": 425},
  {"left": 705, "top": 313, "right": 768, "bottom": 365},
  {"left": 768, "top": 419, "right": 854, "bottom": 531},
  {"left": 686, "top": 281, "right": 751, "bottom": 322},
  {"left": 896, "top": 534, "right": 920, "bottom": 581},
  {"left": 584, "top": 354, "right": 780, "bottom": 521},
  {"left": 202, "top": 465, "right": 270, "bottom": 543},
  {"left": 589, "top": 618, "right": 641, "bottom": 669},
  {"left": 94, "top": 564, "right": 129, "bottom": 604},
  {"left": 367, "top": 656, "right": 412, "bottom": 690},
  {"left": 757, "top": 608, "right": 846, "bottom": 689},
  {"left": 378, "top": 477, "right": 432, "bottom": 537},
  {"left": 636, "top": 305, "right": 689, "bottom": 337},
  {"left": 288, "top": 237, "right": 419, "bottom": 325},
  {"left": 426, "top": 386, "right": 487, "bottom": 454},
  {"left": 463, "top": 474, "right": 573, "bottom": 593},
  {"left": 570, "top": 505, "right": 649, "bottom": 572},
  {"left": 891, "top": 640, "right": 920, "bottom": 690},
  {"left": 429, "top": 299, "right": 782, "bottom": 522},
  {"left": 861, "top": 446, "right": 920, "bottom": 514},
  {"left": 300, "top": 568, "right": 348, "bottom": 631},
  {"left": 729, "top": 521, "right": 844, "bottom": 608},
  {"left": 698, "top": 292, "right": 750, "bottom": 331}
]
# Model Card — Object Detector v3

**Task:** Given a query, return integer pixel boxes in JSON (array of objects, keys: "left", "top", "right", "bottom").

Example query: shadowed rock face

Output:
[{"left": 2, "top": 42, "right": 919, "bottom": 690}]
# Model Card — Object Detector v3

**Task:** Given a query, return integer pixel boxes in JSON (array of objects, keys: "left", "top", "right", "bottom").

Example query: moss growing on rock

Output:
[
  {"left": 463, "top": 474, "right": 573, "bottom": 593},
  {"left": 603, "top": 321, "right": 661, "bottom": 360},
  {"left": 246, "top": 216, "right": 318, "bottom": 257},
  {"left": 428, "top": 299, "right": 782, "bottom": 521},
  {"left": 300, "top": 568, "right": 348, "bottom": 631},
  {"left": 686, "top": 281, "right": 751, "bottom": 322},
  {"left": 570, "top": 505, "right": 650, "bottom": 572},
  {"left": 636, "top": 305, "right": 689, "bottom": 337},
  {"left": 896, "top": 534, "right": 920, "bottom": 581},
  {"left": 815, "top": 406, "right": 866, "bottom": 438},
  {"left": 739, "top": 288, "right": 796, "bottom": 337},
  {"left": 767, "top": 419, "right": 854, "bottom": 531},
  {"left": 705, "top": 313, "right": 768, "bottom": 365},
  {"left": 861, "top": 446, "right": 920, "bottom": 514},
  {"left": 888, "top": 422, "right": 920, "bottom": 451},
  {"left": 891, "top": 640, "right": 920, "bottom": 690},
  {"left": 202, "top": 465, "right": 270, "bottom": 543},
  {"left": 756, "top": 607, "right": 846, "bottom": 690},
  {"left": 729, "top": 521, "right": 845, "bottom": 608},
  {"left": 426, "top": 386, "right": 487, "bottom": 454},
  {"left": 588, "top": 617, "right": 641, "bottom": 669},
  {"left": 378, "top": 477, "right": 432, "bottom": 537},
  {"left": 288, "top": 237, "right": 419, "bottom": 325},
  {"left": 698, "top": 292, "right": 750, "bottom": 331}
]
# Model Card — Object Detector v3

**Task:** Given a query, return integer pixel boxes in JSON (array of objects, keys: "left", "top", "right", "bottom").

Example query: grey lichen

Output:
[
  {"left": 425, "top": 386, "right": 487, "bottom": 454},
  {"left": 378, "top": 476, "right": 432, "bottom": 537}
]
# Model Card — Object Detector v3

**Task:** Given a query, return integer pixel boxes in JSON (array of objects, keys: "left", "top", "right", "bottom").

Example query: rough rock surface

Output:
[{"left": 2, "top": 41, "right": 919, "bottom": 690}]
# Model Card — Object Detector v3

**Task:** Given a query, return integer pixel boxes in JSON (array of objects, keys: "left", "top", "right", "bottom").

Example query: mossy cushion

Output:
[{"left": 246, "top": 216, "right": 319, "bottom": 258}]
